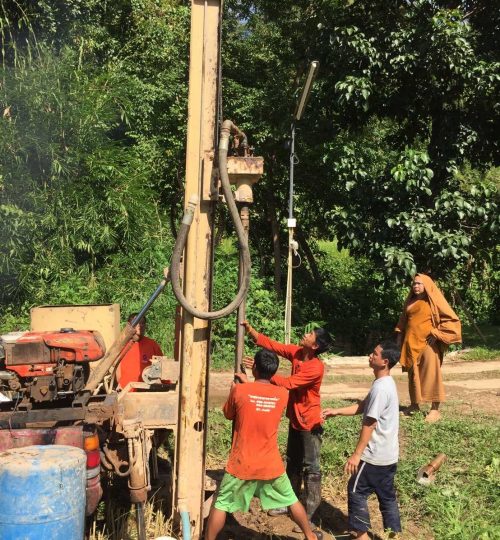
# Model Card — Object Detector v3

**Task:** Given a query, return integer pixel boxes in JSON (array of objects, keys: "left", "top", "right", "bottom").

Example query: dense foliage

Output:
[{"left": 0, "top": 0, "right": 498, "bottom": 355}]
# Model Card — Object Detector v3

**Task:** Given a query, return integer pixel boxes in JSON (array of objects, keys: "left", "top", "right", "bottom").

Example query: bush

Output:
[
  {"left": 210, "top": 240, "right": 286, "bottom": 370},
  {"left": 294, "top": 240, "right": 405, "bottom": 354}
]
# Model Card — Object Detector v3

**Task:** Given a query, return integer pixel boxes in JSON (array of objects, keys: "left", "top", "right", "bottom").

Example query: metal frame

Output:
[{"left": 174, "top": 2, "right": 222, "bottom": 538}]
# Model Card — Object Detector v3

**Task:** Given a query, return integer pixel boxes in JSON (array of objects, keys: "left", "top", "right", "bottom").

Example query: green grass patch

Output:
[
  {"left": 458, "top": 347, "right": 500, "bottom": 362},
  {"left": 397, "top": 413, "right": 500, "bottom": 540},
  {"left": 443, "top": 369, "right": 500, "bottom": 381}
]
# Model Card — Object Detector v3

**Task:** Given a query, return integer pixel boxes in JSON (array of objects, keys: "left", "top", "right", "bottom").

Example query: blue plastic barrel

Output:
[{"left": 0, "top": 445, "right": 87, "bottom": 540}]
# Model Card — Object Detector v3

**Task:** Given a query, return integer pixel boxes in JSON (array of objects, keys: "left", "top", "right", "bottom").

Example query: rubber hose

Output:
[{"left": 170, "top": 120, "right": 251, "bottom": 320}]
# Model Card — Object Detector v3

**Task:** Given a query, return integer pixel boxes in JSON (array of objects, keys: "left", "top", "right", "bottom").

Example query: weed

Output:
[{"left": 458, "top": 347, "right": 500, "bottom": 362}]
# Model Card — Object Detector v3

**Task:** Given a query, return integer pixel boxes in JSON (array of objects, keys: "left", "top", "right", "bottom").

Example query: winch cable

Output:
[{"left": 170, "top": 120, "right": 251, "bottom": 320}]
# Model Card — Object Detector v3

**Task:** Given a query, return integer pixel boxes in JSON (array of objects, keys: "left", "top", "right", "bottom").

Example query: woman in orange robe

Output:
[{"left": 395, "top": 274, "right": 461, "bottom": 423}]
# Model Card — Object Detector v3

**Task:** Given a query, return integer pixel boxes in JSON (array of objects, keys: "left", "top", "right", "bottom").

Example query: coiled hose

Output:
[{"left": 170, "top": 120, "right": 251, "bottom": 320}]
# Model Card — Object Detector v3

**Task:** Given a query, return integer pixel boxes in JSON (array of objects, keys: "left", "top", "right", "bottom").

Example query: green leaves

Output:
[
  {"left": 390, "top": 149, "right": 433, "bottom": 193},
  {"left": 0, "top": 1, "right": 190, "bottom": 326}
]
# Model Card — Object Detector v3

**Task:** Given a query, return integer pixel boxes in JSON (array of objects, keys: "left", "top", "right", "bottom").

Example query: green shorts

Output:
[{"left": 214, "top": 472, "right": 298, "bottom": 513}]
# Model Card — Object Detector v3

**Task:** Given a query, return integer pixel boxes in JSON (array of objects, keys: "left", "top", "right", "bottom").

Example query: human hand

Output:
[
  {"left": 321, "top": 408, "right": 337, "bottom": 420},
  {"left": 242, "top": 355, "right": 254, "bottom": 371},
  {"left": 241, "top": 321, "right": 251, "bottom": 332},
  {"left": 240, "top": 321, "right": 258, "bottom": 342},
  {"left": 234, "top": 372, "right": 249, "bottom": 384},
  {"left": 344, "top": 453, "right": 362, "bottom": 475}
]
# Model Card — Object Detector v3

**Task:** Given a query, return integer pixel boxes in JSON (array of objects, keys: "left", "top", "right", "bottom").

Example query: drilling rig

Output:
[{"left": 0, "top": 2, "right": 263, "bottom": 539}]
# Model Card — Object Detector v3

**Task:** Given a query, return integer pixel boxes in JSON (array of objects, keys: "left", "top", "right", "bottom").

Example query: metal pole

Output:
[
  {"left": 235, "top": 205, "right": 250, "bottom": 373},
  {"left": 175, "top": 2, "right": 221, "bottom": 538},
  {"left": 285, "top": 123, "right": 296, "bottom": 344}
]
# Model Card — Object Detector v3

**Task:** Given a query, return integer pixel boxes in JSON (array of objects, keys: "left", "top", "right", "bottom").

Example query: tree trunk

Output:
[{"left": 295, "top": 226, "right": 322, "bottom": 287}]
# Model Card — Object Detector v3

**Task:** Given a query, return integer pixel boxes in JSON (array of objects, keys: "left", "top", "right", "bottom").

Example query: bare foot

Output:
[{"left": 425, "top": 410, "right": 441, "bottom": 423}]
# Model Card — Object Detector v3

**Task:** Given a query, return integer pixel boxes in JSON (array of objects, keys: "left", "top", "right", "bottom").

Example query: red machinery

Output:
[{"left": 0, "top": 329, "right": 105, "bottom": 403}]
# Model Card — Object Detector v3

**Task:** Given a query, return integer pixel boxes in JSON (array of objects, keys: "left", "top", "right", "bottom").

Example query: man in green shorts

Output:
[{"left": 205, "top": 348, "right": 322, "bottom": 540}]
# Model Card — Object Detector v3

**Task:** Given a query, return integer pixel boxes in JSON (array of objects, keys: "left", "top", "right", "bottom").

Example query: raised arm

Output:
[
  {"left": 241, "top": 321, "right": 297, "bottom": 361},
  {"left": 241, "top": 321, "right": 259, "bottom": 342}
]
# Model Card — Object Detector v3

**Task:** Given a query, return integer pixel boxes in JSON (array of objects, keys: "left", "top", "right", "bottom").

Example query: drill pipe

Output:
[{"left": 417, "top": 453, "right": 447, "bottom": 485}]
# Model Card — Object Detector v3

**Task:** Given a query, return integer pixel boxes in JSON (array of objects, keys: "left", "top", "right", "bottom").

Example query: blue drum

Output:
[{"left": 0, "top": 445, "right": 86, "bottom": 540}]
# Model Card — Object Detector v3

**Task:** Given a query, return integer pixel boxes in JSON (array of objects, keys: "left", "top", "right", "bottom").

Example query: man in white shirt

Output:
[{"left": 322, "top": 341, "right": 402, "bottom": 539}]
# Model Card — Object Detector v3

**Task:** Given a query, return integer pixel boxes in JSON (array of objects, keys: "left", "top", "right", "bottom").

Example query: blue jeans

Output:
[{"left": 348, "top": 461, "right": 402, "bottom": 533}]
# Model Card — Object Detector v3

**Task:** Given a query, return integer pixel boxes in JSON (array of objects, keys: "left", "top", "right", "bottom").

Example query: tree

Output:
[{"left": 223, "top": 0, "right": 499, "bottom": 283}]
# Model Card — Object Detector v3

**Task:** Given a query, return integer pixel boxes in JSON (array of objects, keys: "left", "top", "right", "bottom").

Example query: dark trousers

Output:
[
  {"left": 347, "top": 461, "right": 402, "bottom": 533},
  {"left": 286, "top": 425, "right": 322, "bottom": 476}
]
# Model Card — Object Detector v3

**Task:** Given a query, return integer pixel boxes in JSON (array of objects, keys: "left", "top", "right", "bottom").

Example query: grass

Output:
[
  {"left": 324, "top": 370, "right": 500, "bottom": 385},
  {"left": 88, "top": 486, "right": 174, "bottom": 540},
  {"left": 395, "top": 411, "right": 500, "bottom": 540},
  {"left": 206, "top": 402, "right": 500, "bottom": 540},
  {"left": 458, "top": 324, "right": 500, "bottom": 361},
  {"left": 457, "top": 347, "right": 500, "bottom": 362},
  {"left": 89, "top": 328, "right": 500, "bottom": 539}
]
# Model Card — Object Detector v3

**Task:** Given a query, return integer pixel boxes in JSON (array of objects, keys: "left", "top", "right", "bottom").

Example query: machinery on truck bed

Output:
[
  {"left": 0, "top": 303, "right": 182, "bottom": 528},
  {"left": 0, "top": 2, "right": 263, "bottom": 539}
]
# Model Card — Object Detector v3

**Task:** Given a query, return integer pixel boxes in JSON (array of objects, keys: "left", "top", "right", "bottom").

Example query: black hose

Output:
[{"left": 170, "top": 120, "right": 251, "bottom": 320}]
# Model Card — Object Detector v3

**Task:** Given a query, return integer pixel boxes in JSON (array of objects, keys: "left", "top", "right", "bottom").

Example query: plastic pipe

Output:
[{"left": 180, "top": 510, "right": 191, "bottom": 540}]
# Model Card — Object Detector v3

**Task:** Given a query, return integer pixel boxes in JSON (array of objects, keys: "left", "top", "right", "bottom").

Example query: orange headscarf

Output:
[{"left": 396, "top": 274, "right": 462, "bottom": 345}]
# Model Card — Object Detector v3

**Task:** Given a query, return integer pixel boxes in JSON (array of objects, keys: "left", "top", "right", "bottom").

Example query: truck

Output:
[{"left": 0, "top": 303, "right": 181, "bottom": 536}]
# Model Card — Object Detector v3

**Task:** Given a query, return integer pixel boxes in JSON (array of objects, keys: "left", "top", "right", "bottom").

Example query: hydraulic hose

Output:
[{"left": 170, "top": 120, "right": 251, "bottom": 320}]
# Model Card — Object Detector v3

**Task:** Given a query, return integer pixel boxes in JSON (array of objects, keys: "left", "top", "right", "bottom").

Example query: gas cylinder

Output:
[{"left": 0, "top": 445, "right": 86, "bottom": 539}]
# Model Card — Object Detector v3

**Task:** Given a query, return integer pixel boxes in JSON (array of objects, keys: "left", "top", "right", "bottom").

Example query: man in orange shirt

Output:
[
  {"left": 117, "top": 313, "right": 163, "bottom": 390},
  {"left": 205, "top": 349, "right": 322, "bottom": 540},
  {"left": 242, "top": 321, "right": 332, "bottom": 530}
]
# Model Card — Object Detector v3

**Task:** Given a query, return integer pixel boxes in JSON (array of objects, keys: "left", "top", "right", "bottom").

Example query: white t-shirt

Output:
[{"left": 361, "top": 375, "right": 399, "bottom": 466}]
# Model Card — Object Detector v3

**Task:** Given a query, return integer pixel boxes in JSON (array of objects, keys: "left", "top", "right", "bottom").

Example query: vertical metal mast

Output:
[{"left": 174, "top": 1, "right": 221, "bottom": 538}]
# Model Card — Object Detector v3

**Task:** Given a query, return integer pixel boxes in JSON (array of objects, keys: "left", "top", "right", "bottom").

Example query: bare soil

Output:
[
  {"left": 209, "top": 358, "right": 500, "bottom": 416},
  {"left": 206, "top": 356, "right": 499, "bottom": 539}
]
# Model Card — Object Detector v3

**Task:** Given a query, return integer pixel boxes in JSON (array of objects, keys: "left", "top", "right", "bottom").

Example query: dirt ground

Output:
[
  {"left": 206, "top": 354, "right": 500, "bottom": 540},
  {"left": 208, "top": 355, "right": 500, "bottom": 416}
]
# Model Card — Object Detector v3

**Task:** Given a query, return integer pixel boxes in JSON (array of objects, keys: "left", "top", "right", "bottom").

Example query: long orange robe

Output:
[{"left": 396, "top": 274, "right": 462, "bottom": 404}]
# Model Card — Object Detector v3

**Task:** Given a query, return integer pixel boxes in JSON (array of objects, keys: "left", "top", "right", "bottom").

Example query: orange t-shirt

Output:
[
  {"left": 118, "top": 336, "right": 163, "bottom": 389},
  {"left": 223, "top": 381, "right": 288, "bottom": 480},
  {"left": 256, "top": 333, "right": 324, "bottom": 431}
]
